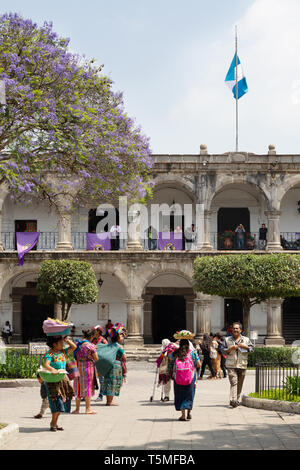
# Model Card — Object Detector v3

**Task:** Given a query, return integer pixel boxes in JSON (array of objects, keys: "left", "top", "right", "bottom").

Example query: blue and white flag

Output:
[{"left": 225, "top": 53, "right": 248, "bottom": 99}]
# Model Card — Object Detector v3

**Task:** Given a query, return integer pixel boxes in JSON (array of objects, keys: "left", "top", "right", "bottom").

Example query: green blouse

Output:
[{"left": 43, "top": 348, "right": 69, "bottom": 370}]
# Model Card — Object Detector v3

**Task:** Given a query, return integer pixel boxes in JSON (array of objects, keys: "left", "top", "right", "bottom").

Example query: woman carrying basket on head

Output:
[{"left": 168, "top": 330, "right": 201, "bottom": 421}]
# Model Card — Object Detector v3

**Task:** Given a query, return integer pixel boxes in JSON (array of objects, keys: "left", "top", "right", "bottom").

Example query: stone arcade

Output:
[{"left": 1, "top": 145, "right": 300, "bottom": 346}]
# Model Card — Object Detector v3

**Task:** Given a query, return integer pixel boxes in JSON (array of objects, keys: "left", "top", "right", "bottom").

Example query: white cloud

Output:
[{"left": 166, "top": 0, "right": 300, "bottom": 154}]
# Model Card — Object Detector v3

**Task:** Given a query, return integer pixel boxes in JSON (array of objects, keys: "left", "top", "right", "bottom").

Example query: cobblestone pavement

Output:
[{"left": 1, "top": 363, "right": 300, "bottom": 450}]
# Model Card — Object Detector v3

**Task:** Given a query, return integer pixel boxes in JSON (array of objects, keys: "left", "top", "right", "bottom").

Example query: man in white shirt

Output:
[
  {"left": 2, "top": 321, "right": 13, "bottom": 344},
  {"left": 110, "top": 225, "right": 121, "bottom": 250}
]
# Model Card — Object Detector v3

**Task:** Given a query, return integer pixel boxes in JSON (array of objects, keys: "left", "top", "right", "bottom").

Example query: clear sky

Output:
[{"left": 1, "top": 0, "right": 300, "bottom": 155}]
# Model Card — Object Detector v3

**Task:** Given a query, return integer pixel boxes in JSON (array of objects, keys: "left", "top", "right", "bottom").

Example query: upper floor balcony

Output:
[{"left": 1, "top": 230, "right": 300, "bottom": 252}]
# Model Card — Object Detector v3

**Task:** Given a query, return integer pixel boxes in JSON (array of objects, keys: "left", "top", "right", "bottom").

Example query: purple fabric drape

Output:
[
  {"left": 86, "top": 233, "right": 111, "bottom": 251},
  {"left": 158, "top": 232, "right": 183, "bottom": 251},
  {"left": 16, "top": 232, "right": 40, "bottom": 266}
]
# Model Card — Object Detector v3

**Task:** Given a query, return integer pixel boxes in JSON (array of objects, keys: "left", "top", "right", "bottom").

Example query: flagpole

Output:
[{"left": 235, "top": 25, "right": 238, "bottom": 152}]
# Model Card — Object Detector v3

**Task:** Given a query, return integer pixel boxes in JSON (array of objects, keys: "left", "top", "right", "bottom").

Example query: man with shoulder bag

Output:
[{"left": 223, "top": 322, "right": 254, "bottom": 408}]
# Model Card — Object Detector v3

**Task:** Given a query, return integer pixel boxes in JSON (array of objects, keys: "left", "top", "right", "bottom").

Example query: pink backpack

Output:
[{"left": 174, "top": 352, "right": 194, "bottom": 385}]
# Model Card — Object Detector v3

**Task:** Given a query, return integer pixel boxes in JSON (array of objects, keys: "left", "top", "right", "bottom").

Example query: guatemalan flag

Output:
[{"left": 225, "top": 53, "right": 248, "bottom": 99}]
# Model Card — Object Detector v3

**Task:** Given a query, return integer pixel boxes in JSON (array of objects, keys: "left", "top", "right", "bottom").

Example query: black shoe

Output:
[
  {"left": 230, "top": 400, "right": 238, "bottom": 408},
  {"left": 164, "top": 396, "right": 169, "bottom": 402}
]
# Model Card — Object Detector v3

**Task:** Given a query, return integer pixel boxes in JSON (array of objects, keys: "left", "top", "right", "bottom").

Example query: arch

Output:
[
  {"left": 152, "top": 174, "right": 197, "bottom": 203},
  {"left": 207, "top": 176, "right": 271, "bottom": 211},
  {"left": 142, "top": 270, "right": 195, "bottom": 344},
  {"left": 92, "top": 264, "right": 130, "bottom": 298},
  {"left": 141, "top": 269, "right": 194, "bottom": 295},
  {"left": 0, "top": 268, "right": 40, "bottom": 301},
  {"left": 278, "top": 175, "right": 300, "bottom": 210}
]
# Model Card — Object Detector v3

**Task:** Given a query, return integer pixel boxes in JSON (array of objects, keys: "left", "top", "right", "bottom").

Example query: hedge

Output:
[{"left": 247, "top": 347, "right": 297, "bottom": 367}]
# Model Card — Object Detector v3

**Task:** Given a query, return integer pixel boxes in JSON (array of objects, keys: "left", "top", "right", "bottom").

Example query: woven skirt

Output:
[{"left": 102, "top": 360, "right": 123, "bottom": 397}]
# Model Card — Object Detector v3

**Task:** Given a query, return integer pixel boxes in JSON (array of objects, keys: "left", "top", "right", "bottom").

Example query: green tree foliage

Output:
[
  {"left": 193, "top": 254, "right": 300, "bottom": 335},
  {"left": 0, "top": 14, "right": 152, "bottom": 206},
  {"left": 37, "top": 259, "right": 98, "bottom": 321}
]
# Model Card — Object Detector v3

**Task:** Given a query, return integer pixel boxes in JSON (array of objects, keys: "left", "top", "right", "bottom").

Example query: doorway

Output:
[
  {"left": 218, "top": 208, "right": 250, "bottom": 250},
  {"left": 224, "top": 299, "right": 244, "bottom": 331},
  {"left": 282, "top": 297, "right": 300, "bottom": 345},
  {"left": 152, "top": 295, "right": 186, "bottom": 343},
  {"left": 22, "top": 295, "right": 54, "bottom": 343}
]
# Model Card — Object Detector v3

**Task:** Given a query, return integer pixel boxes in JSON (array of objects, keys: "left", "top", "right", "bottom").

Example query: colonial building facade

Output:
[{"left": 1, "top": 145, "right": 300, "bottom": 346}]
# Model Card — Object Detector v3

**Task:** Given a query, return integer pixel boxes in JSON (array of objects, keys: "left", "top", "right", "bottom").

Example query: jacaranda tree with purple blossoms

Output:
[{"left": 0, "top": 13, "right": 152, "bottom": 206}]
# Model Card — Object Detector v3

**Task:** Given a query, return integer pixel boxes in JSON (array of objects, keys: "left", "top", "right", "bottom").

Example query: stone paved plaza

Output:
[{"left": 1, "top": 363, "right": 300, "bottom": 450}]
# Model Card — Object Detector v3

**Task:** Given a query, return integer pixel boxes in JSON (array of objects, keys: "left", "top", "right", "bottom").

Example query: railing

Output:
[
  {"left": 0, "top": 349, "right": 44, "bottom": 379},
  {"left": 255, "top": 362, "right": 300, "bottom": 401},
  {"left": 2, "top": 232, "right": 129, "bottom": 251},
  {"left": 211, "top": 232, "right": 260, "bottom": 250},
  {"left": 2, "top": 231, "right": 300, "bottom": 252},
  {"left": 280, "top": 232, "right": 300, "bottom": 250}
]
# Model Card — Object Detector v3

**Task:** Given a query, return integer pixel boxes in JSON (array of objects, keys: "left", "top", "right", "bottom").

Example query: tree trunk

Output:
[{"left": 242, "top": 298, "right": 251, "bottom": 336}]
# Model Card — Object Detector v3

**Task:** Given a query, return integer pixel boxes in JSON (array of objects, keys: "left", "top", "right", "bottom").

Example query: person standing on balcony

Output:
[
  {"left": 223, "top": 322, "right": 254, "bottom": 408},
  {"left": 258, "top": 224, "right": 268, "bottom": 250},
  {"left": 146, "top": 226, "right": 157, "bottom": 250},
  {"left": 185, "top": 225, "right": 196, "bottom": 250},
  {"left": 235, "top": 224, "right": 245, "bottom": 250},
  {"left": 110, "top": 224, "right": 121, "bottom": 250}
]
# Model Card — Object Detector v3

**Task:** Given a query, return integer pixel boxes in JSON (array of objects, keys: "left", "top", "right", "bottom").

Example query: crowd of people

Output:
[
  {"left": 33, "top": 319, "right": 252, "bottom": 429},
  {"left": 36, "top": 321, "right": 127, "bottom": 431}
]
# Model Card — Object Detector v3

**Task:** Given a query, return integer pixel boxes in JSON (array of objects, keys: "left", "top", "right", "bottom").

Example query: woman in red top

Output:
[{"left": 91, "top": 326, "right": 108, "bottom": 402}]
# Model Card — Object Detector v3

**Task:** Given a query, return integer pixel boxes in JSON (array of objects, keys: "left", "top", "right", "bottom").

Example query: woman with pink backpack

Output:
[{"left": 168, "top": 330, "right": 201, "bottom": 421}]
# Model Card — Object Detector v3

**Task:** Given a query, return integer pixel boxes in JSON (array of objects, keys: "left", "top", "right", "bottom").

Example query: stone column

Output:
[
  {"left": 0, "top": 208, "right": 4, "bottom": 251},
  {"left": 199, "top": 210, "right": 213, "bottom": 251},
  {"left": 125, "top": 298, "right": 144, "bottom": 344},
  {"left": 265, "top": 210, "right": 282, "bottom": 251},
  {"left": 143, "top": 294, "right": 153, "bottom": 344},
  {"left": 265, "top": 298, "right": 285, "bottom": 346},
  {"left": 55, "top": 209, "right": 73, "bottom": 251},
  {"left": 184, "top": 295, "right": 195, "bottom": 332},
  {"left": 195, "top": 293, "right": 212, "bottom": 341},
  {"left": 126, "top": 208, "right": 143, "bottom": 251}
]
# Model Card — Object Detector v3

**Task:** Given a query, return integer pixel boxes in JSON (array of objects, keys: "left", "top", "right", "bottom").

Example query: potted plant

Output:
[
  {"left": 219, "top": 230, "right": 235, "bottom": 249},
  {"left": 246, "top": 233, "right": 255, "bottom": 249}
]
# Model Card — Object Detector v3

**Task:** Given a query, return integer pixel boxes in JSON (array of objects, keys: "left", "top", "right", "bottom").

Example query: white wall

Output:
[
  {"left": 70, "top": 274, "right": 127, "bottom": 334},
  {"left": 280, "top": 188, "right": 300, "bottom": 233},
  {"left": 3, "top": 197, "right": 58, "bottom": 233},
  {"left": 210, "top": 296, "right": 267, "bottom": 340}
]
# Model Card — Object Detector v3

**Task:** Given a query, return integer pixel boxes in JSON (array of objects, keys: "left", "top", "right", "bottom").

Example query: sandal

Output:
[
  {"left": 50, "top": 427, "right": 57, "bottom": 432},
  {"left": 178, "top": 416, "right": 186, "bottom": 421},
  {"left": 56, "top": 426, "right": 64, "bottom": 431},
  {"left": 187, "top": 413, "right": 192, "bottom": 420}
]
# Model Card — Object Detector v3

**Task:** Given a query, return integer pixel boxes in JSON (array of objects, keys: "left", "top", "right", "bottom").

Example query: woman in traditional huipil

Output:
[
  {"left": 168, "top": 331, "right": 200, "bottom": 421},
  {"left": 43, "top": 335, "right": 76, "bottom": 431},
  {"left": 72, "top": 329, "right": 98, "bottom": 414},
  {"left": 102, "top": 324, "right": 127, "bottom": 406}
]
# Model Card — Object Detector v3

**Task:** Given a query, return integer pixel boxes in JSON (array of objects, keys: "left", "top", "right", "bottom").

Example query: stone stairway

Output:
[{"left": 124, "top": 344, "right": 162, "bottom": 362}]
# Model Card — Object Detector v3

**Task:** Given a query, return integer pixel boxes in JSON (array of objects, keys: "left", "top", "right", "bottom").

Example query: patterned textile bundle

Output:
[
  {"left": 66, "top": 358, "right": 80, "bottom": 381},
  {"left": 156, "top": 343, "right": 179, "bottom": 368},
  {"left": 42, "top": 318, "right": 71, "bottom": 336},
  {"left": 46, "top": 375, "right": 74, "bottom": 401}
]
